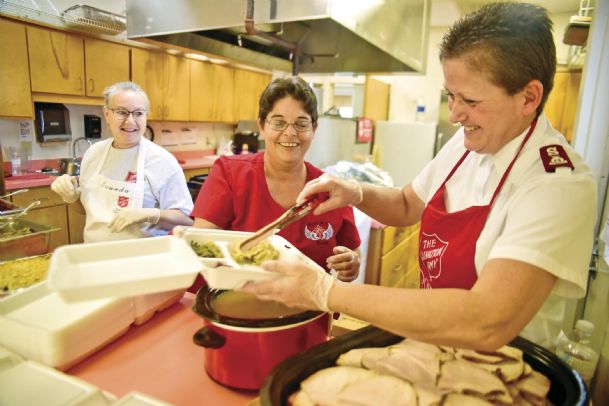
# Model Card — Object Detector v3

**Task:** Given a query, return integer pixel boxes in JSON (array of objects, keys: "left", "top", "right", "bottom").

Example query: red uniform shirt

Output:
[{"left": 191, "top": 153, "right": 360, "bottom": 270}]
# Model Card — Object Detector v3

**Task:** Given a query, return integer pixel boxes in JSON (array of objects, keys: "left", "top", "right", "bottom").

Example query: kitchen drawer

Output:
[
  {"left": 379, "top": 233, "right": 418, "bottom": 288},
  {"left": 381, "top": 224, "right": 418, "bottom": 256},
  {"left": 183, "top": 167, "right": 210, "bottom": 179},
  {"left": 12, "top": 186, "right": 64, "bottom": 209}
]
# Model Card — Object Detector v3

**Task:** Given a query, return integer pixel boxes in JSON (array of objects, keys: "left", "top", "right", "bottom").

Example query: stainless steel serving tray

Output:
[{"left": 0, "top": 219, "right": 60, "bottom": 261}]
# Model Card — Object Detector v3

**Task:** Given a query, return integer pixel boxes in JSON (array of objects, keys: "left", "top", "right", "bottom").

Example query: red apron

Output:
[{"left": 418, "top": 119, "right": 538, "bottom": 289}]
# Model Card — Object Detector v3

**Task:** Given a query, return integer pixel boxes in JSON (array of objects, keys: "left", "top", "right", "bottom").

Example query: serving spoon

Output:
[{"left": 237, "top": 193, "right": 328, "bottom": 252}]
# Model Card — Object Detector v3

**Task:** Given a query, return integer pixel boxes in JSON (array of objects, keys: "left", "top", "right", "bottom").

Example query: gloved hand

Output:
[
  {"left": 172, "top": 225, "right": 191, "bottom": 238},
  {"left": 296, "top": 173, "right": 363, "bottom": 215},
  {"left": 108, "top": 207, "right": 161, "bottom": 233},
  {"left": 326, "top": 246, "right": 360, "bottom": 282},
  {"left": 239, "top": 260, "right": 336, "bottom": 312},
  {"left": 50, "top": 174, "right": 80, "bottom": 203}
]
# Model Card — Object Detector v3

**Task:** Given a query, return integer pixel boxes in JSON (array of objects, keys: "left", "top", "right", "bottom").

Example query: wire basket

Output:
[
  {"left": 0, "top": 0, "right": 126, "bottom": 35},
  {"left": 62, "top": 5, "right": 126, "bottom": 35}
]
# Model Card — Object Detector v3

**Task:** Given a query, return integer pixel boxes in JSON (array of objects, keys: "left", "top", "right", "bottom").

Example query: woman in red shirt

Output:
[{"left": 191, "top": 77, "right": 361, "bottom": 281}]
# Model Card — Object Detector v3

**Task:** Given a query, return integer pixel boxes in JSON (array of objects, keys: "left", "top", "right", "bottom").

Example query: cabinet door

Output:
[
  {"left": 27, "top": 26, "right": 85, "bottom": 95},
  {"left": 84, "top": 38, "right": 130, "bottom": 97},
  {"left": 164, "top": 54, "right": 190, "bottom": 121},
  {"left": 544, "top": 70, "right": 582, "bottom": 143},
  {"left": 190, "top": 62, "right": 235, "bottom": 122},
  {"left": 67, "top": 204, "right": 86, "bottom": 244},
  {"left": 131, "top": 48, "right": 165, "bottom": 120},
  {"left": 0, "top": 18, "right": 33, "bottom": 118},
  {"left": 233, "top": 69, "right": 270, "bottom": 120},
  {"left": 364, "top": 77, "right": 389, "bottom": 122}
]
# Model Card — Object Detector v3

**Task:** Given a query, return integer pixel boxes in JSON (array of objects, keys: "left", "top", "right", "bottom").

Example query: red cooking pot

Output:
[{"left": 192, "top": 287, "right": 329, "bottom": 391}]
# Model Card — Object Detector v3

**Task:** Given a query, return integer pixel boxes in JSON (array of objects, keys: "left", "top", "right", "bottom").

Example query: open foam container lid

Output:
[{"left": 48, "top": 236, "right": 203, "bottom": 302}]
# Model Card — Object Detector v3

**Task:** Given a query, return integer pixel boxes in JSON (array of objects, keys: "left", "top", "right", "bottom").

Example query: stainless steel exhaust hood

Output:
[{"left": 126, "top": 0, "right": 430, "bottom": 74}]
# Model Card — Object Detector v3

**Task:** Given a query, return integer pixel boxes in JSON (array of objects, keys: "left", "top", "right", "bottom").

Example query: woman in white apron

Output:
[
  {"left": 51, "top": 81, "right": 193, "bottom": 242},
  {"left": 238, "top": 3, "right": 597, "bottom": 351}
]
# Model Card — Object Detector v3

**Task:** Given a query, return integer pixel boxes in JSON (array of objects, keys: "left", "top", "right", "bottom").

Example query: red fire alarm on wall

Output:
[{"left": 356, "top": 117, "right": 373, "bottom": 143}]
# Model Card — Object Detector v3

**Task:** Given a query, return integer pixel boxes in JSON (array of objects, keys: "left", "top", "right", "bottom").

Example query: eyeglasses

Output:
[
  {"left": 265, "top": 119, "right": 313, "bottom": 132},
  {"left": 108, "top": 108, "right": 148, "bottom": 121}
]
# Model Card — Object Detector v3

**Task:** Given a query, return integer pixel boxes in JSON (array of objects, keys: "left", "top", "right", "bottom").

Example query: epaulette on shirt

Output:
[{"left": 539, "top": 144, "right": 574, "bottom": 173}]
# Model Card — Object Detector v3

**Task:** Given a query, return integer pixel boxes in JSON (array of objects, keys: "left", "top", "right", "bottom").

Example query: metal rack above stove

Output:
[{"left": 0, "top": 0, "right": 126, "bottom": 35}]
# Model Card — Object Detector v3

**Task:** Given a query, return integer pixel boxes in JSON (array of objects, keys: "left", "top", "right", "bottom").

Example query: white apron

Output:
[{"left": 81, "top": 138, "right": 147, "bottom": 242}]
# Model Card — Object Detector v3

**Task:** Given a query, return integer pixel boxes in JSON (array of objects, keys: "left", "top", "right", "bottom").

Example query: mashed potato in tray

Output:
[
  {"left": 230, "top": 241, "right": 280, "bottom": 265},
  {"left": 0, "top": 254, "right": 51, "bottom": 294}
]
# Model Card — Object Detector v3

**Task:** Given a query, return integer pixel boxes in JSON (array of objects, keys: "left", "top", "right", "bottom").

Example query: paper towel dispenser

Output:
[{"left": 34, "top": 102, "right": 72, "bottom": 143}]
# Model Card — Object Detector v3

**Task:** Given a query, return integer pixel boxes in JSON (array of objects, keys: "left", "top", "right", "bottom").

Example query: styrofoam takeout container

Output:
[
  {"left": 112, "top": 391, "right": 173, "bottom": 406},
  {"left": 0, "top": 281, "right": 134, "bottom": 370},
  {"left": 183, "top": 229, "right": 324, "bottom": 290},
  {"left": 48, "top": 236, "right": 202, "bottom": 302},
  {"left": 0, "top": 359, "right": 111, "bottom": 405}
]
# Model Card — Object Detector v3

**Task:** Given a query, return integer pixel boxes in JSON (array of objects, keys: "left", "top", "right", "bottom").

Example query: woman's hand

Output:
[
  {"left": 239, "top": 260, "right": 335, "bottom": 312},
  {"left": 296, "top": 174, "right": 363, "bottom": 215},
  {"left": 108, "top": 208, "right": 160, "bottom": 232},
  {"left": 50, "top": 174, "right": 80, "bottom": 203},
  {"left": 326, "top": 246, "right": 360, "bottom": 282}
]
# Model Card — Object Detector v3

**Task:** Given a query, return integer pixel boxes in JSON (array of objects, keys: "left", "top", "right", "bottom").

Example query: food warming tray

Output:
[
  {"left": 0, "top": 281, "right": 134, "bottom": 370},
  {"left": 259, "top": 325, "right": 589, "bottom": 406},
  {"left": 48, "top": 236, "right": 202, "bottom": 301},
  {"left": 183, "top": 229, "right": 325, "bottom": 290},
  {"left": 0, "top": 218, "right": 60, "bottom": 261}
]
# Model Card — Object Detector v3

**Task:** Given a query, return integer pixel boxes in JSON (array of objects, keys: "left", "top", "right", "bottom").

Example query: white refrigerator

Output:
[{"left": 373, "top": 121, "right": 437, "bottom": 187}]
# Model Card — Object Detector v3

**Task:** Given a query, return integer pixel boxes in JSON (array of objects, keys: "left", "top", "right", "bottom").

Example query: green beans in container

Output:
[{"left": 230, "top": 241, "right": 280, "bottom": 265}]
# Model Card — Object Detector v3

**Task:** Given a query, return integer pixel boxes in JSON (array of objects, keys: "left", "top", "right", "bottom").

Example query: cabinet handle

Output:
[
  {"left": 89, "top": 78, "right": 95, "bottom": 93},
  {"left": 78, "top": 77, "right": 83, "bottom": 91}
]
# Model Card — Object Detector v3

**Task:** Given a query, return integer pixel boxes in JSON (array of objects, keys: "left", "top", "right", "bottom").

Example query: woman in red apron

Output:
[{"left": 240, "top": 2, "right": 597, "bottom": 351}]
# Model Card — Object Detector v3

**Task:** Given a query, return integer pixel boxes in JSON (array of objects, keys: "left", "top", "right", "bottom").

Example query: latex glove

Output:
[
  {"left": 239, "top": 260, "right": 336, "bottom": 312},
  {"left": 108, "top": 207, "right": 161, "bottom": 233},
  {"left": 296, "top": 173, "right": 363, "bottom": 215},
  {"left": 50, "top": 174, "right": 80, "bottom": 203},
  {"left": 326, "top": 246, "right": 360, "bottom": 282},
  {"left": 172, "top": 225, "right": 191, "bottom": 238}
]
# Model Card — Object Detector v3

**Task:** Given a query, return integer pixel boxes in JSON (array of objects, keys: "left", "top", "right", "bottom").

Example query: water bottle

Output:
[
  {"left": 415, "top": 97, "right": 426, "bottom": 122},
  {"left": 556, "top": 319, "right": 600, "bottom": 387},
  {"left": 11, "top": 152, "right": 21, "bottom": 176}
]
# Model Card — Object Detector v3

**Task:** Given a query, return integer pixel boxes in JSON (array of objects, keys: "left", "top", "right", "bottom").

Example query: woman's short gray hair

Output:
[{"left": 103, "top": 81, "right": 150, "bottom": 110}]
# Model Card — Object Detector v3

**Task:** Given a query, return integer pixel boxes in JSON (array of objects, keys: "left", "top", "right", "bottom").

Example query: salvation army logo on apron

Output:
[
  {"left": 419, "top": 232, "right": 449, "bottom": 289},
  {"left": 304, "top": 222, "right": 334, "bottom": 241},
  {"left": 117, "top": 195, "right": 130, "bottom": 208}
]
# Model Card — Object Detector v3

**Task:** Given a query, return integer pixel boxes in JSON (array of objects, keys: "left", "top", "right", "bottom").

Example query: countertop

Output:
[
  {"left": 4, "top": 153, "right": 219, "bottom": 191},
  {"left": 67, "top": 293, "right": 257, "bottom": 406}
]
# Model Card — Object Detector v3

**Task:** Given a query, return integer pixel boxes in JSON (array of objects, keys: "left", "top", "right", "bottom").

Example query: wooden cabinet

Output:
[
  {"left": 132, "top": 48, "right": 190, "bottom": 121},
  {"left": 183, "top": 167, "right": 210, "bottom": 179},
  {"left": 544, "top": 70, "right": 582, "bottom": 143},
  {"left": 190, "top": 61, "right": 235, "bottom": 122},
  {"left": 364, "top": 77, "right": 390, "bottom": 122},
  {"left": 67, "top": 204, "right": 86, "bottom": 244},
  {"left": 27, "top": 26, "right": 130, "bottom": 99},
  {"left": 12, "top": 187, "right": 69, "bottom": 250},
  {"left": 84, "top": 38, "right": 130, "bottom": 97},
  {"left": 233, "top": 69, "right": 271, "bottom": 120},
  {"left": 27, "top": 26, "right": 85, "bottom": 95},
  {"left": 0, "top": 18, "right": 33, "bottom": 118},
  {"left": 365, "top": 223, "right": 420, "bottom": 289}
]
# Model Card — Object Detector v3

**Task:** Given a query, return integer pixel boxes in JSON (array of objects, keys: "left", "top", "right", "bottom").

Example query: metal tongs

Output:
[{"left": 238, "top": 193, "right": 329, "bottom": 251}]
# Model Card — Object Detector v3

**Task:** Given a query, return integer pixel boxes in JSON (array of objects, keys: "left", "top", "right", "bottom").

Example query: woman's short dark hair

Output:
[
  {"left": 258, "top": 76, "right": 318, "bottom": 125},
  {"left": 439, "top": 2, "right": 556, "bottom": 115}
]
